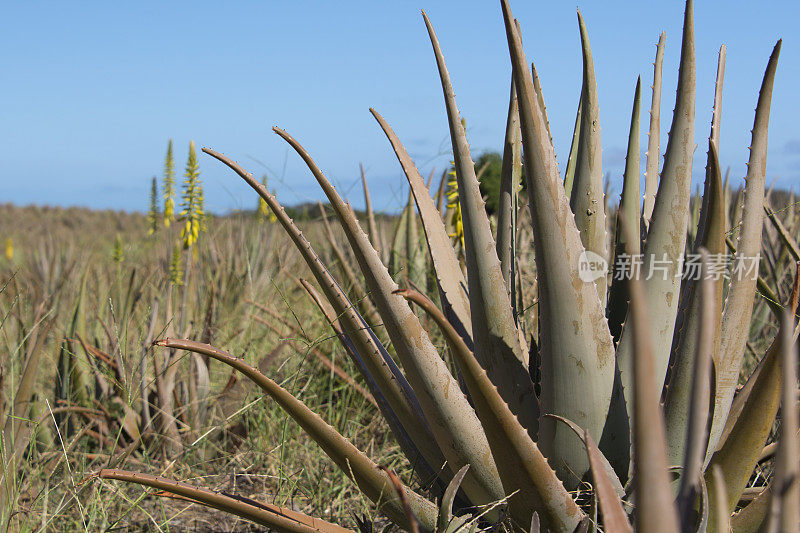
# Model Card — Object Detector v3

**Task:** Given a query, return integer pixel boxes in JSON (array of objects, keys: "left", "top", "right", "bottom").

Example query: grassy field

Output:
[
  {"left": 1, "top": 175, "right": 797, "bottom": 531},
  {"left": 0, "top": 202, "right": 423, "bottom": 531}
]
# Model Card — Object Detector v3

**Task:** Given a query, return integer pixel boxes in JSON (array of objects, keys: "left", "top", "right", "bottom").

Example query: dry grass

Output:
[
  {"left": 0, "top": 204, "right": 409, "bottom": 531},
  {"left": 0, "top": 189, "right": 795, "bottom": 530}
]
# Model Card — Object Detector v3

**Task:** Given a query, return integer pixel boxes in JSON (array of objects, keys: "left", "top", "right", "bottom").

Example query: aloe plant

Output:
[
  {"left": 98, "top": 1, "right": 797, "bottom": 531},
  {"left": 180, "top": 140, "right": 204, "bottom": 250},
  {"left": 163, "top": 139, "right": 176, "bottom": 227},
  {"left": 1, "top": 294, "right": 54, "bottom": 524},
  {"left": 147, "top": 176, "right": 160, "bottom": 236}
]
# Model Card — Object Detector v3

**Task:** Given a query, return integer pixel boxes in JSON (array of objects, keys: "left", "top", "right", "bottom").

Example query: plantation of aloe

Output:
[{"left": 2, "top": 0, "right": 799, "bottom": 531}]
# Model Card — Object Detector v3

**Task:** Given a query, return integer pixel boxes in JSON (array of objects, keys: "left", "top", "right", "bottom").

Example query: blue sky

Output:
[{"left": 1, "top": 1, "right": 797, "bottom": 214}]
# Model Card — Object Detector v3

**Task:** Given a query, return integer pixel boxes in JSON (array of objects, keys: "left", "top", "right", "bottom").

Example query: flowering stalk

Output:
[
  {"left": 163, "top": 139, "right": 175, "bottom": 227},
  {"left": 257, "top": 174, "right": 277, "bottom": 223},
  {"left": 169, "top": 244, "right": 183, "bottom": 286},
  {"left": 147, "top": 176, "right": 160, "bottom": 235},
  {"left": 180, "top": 141, "right": 204, "bottom": 249}
]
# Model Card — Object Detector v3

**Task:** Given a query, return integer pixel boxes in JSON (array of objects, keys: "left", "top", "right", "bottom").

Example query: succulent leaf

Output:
[
  {"left": 318, "top": 204, "right": 383, "bottom": 329},
  {"left": 202, "top": 148, "right": 449, "bottom": 490},
  {"left": 270, "top": 128, "right": 506, "bottom": 509},
  {"left": 564, "top": 93, "right": 582, "bottom": 199},
  {"left": 705, "top": 320, "right": 790, "bottom": 529},
  {"left": 406, "top": 188, "right": 427, "bottom": 289},
  {"left": 530, "top": 59, "right": 553, "bottom": 145},
  {"left": 673, "top": 251, "right": 717, "bottom": 530},
  {"left": 607, "top": 77, "right": 642, "bottom": 343},
  {"left": 496, "top": 77, "right": 522, "bottom": 319},
  {"left": 390, "top": 200, "right": 410, "bottom": 277},
  {"left": 663, "top": 142, "right": 725, "bottom": 471},
  {"left": 501, "top": 0, "right": 615, "bottom": 487},
  {"left": 371, "top": 109, "right": 473, "bottom": 350},
  {"left": 546, "top": 414, "right": 624, "bottom": 497},
  {"left": 300, "top": 279, "right": 443, "bottom": 487},
  {"left": 155, "top": 339, "right": 440, "bottom": 531},
  {"left": 642, "top": 33, "right": 666, "bottom": 230},
  {"left": 694, "top": 45, "right": 727, "bottom": 258},
  {"left": 764, "top": 203, "right": 800, "bottom": 263},
  {"left": 621, "top": 217, "right": 681, "bottom": 533},
  {"left": 397, "top": 289, "right": 583, "bottom": 532},
  {"left": 98, "top": 469, "right": 354, "bottom": 533},
  {"left": 607, "top": 0, "right": 696, "bottom": 479},
  {"left": 570, "top": 10, "right": 608, "bottom": 305},
  {"left": 360, "top": 164, "right": 382, "bottom": 257},
  {"left": 422, "top": 11, "right": 538, "bottom": 438},
  {"left": 771, "top": 311, "right": 800, "bottom": 532},
  {"left": 436, "top": 465, "right": 470, "bottom": 533},
  {"left": 706, "top": 39, "right": 782, "bottom": 465},
  {"left": 584, "top": 430, "right": 632, "bottom": 533}
]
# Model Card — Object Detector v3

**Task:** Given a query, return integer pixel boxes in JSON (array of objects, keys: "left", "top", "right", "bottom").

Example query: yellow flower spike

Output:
[
  {"left": 163, "top": 139, "right": 176, "bottom": 227},
  {"left": 444, "top": 161, "right": 465, "bottom": 255},
  {"left": 269, "top": 189, "right": 278, "bottom": 223},
  {"left": 179, "top": 140, "right": 205, "bottom": 249}
]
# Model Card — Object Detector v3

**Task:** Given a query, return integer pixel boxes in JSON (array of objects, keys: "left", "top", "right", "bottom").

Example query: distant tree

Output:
[
  {"left": 447, "top": 151, "right": 504, "bottom": 216},
  {"left": 163, "top": 139, "right": 175, "bottom": 227},
  {"left": 473, "top": 152, "right": 503, "bottom": 216}
]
